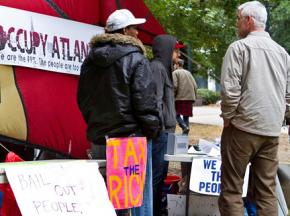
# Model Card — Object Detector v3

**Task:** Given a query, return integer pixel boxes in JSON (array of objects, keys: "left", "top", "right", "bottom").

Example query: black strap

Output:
[
  {"left": 44, "top": 0, "right": 70, "bottom": 19},
  {"left": 0, "top": 134, "right": 74, "bottom": 159},
  {"left": 116, "top": 0, "right": 122, "bottom": 9}
]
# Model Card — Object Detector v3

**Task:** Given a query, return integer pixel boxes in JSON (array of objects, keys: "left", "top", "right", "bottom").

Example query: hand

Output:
[
  {"left": 151, "top": 126, "right": 161, "bottom": 140},
  {"left": 285, "top": 118, "right": 290, "bottom": 125},
  {"left": 143, "top": 125, "right": 160, "bottom": 140}
]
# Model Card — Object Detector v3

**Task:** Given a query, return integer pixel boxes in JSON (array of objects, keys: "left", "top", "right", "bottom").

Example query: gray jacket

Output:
[
  {"left": 151, "top": 35, "right": 177, "bottom": 132},
  {"left": 221, "top": 31, "right": 290, "bottom": 136}
]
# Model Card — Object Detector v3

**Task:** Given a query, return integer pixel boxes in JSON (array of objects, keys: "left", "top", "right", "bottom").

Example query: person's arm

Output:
[
  {"left": 220, "top": 45, "right": 242, "bottom": 127},
  {"left": 151, "top": 61, "right": 166, "bottom": 129},
  {"left": 151, "top": 62, "right": 165, "bottom": 110},
  {"left": 190, "top": 75, "right": 198, "bottom": 99},
  {"left": 131, "top": 57, "right": 160, "bottom": 138}
]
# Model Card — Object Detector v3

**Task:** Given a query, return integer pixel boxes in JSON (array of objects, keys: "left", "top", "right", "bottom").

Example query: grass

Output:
[{"left": 176, "top": 123, "right": 290, "bottom": 163}]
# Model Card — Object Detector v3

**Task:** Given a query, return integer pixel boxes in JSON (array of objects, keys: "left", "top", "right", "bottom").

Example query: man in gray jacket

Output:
[
  {"left": 150, "top": 35, "right": 180, "bottom": 215},
  {"left": 219, "top": 1, "right": 290, "bottom": 215}
]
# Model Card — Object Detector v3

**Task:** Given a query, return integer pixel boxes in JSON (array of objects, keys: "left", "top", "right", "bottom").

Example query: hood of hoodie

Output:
[
  {"left": 89, "top": 33, "right": 146, "bottom": 67},
  {"left": 152, "top": 35, "right": 176, "bottom": 74}
]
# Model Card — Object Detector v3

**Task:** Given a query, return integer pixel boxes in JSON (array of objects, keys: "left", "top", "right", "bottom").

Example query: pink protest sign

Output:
[{"left": 106, "top": 137, "right": 147, "bottom": 209}]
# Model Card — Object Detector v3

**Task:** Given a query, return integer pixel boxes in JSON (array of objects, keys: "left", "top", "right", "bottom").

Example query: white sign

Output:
[
  {"left": 5, "top": 161, "right": 116, "bottom": 216},
  {"left": 189, "top": 158, "right": 249, "bottom": 196},
  {"left": 0, "top": 6, "right": 104, "bottom": 75}
]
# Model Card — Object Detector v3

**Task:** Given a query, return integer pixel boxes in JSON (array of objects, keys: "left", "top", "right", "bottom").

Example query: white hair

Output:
[{"left": 238, "top": 1, "right": 267, "bottom": 29}]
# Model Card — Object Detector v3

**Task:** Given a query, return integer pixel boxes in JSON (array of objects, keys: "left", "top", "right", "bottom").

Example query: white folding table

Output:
[{"left": 164, "top": 153, "right": 288, "bottom": 216}]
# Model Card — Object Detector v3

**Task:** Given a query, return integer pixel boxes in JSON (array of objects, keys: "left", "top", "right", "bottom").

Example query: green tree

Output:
[
  {"left": 145, "top": 0, "right": 240, "bottom": 79},
  {"left": 269, "top": 0, "right": 290, "bottom": 53},
  {"left": 145, "top": 0, "right": 290, "bottom": 81}
]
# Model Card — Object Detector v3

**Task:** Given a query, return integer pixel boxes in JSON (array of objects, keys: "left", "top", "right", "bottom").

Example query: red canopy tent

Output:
[
  {"left": 0, "top": 0, "right": 165, "bottom": 159},
  {"left": 0, "top": 0, "right": 164, "bottom": 44}
]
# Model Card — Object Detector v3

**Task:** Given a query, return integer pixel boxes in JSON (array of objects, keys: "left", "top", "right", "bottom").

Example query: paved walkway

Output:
[
  {"left": 189, "top": 106, "right": 288, "bottom": 134},
  {"left": 190, "top": 106, "right": 223, "bottom": 126}
]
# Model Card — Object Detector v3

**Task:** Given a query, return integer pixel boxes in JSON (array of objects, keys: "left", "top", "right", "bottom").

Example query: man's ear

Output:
[
  {"left": 247, "top": 16, "right": 256, "bottom": 30},
  {"left": 247, "top": 16, "right": 253, "bottom": 24},
  {"left": 123, "top": 28, "right": 128, "bottom": 35}
]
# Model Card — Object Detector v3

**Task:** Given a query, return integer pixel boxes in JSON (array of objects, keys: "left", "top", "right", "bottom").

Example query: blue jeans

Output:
[
  {"left": 131, "top": 139, "right": 153, "bottom": 216},
  {"left": 243, "top": 198, "right": 257, "bottom": 216},
  {"left": 152, "top": 132, "right": 169, "bottom": 215},
  {"left": 176, "top": 114, "right": 189, "bottom": 128}
]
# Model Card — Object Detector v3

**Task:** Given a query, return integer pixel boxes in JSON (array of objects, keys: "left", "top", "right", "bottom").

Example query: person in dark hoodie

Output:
[
  {"left": 150, "top": 35, "right": 181, "bottom": 215},
  {"left": 77, "top": 9, "right": 160, "bottom": 216}
]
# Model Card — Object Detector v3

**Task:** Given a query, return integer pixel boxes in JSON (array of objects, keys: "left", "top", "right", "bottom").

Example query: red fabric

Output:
[
  {"left": 0, "top": 152, "right": 23, "bottom": 216},
  {"left": 0, "top": 0, "right": 165, "bottom": 158},
  {"left": 0, "top": 0, "right": 59, "bottom": 16},
  {"left": 0, "top": 0, "right": 165, "bottom": 45},
  {"left": 175, "top": 101, "right": 193, "bottom": 116},
  {"left": 5, "top": 152, "right": 24, "bottom": 162},
  {"left": 15, "top": 67, "right": 89, "bottom": 158},
  {"left": 0, "top": 0, "right": 100, "bottom": 24},
  {"left": 175, "top": 41, "right": 185, "bottom": 49},
  {"left": 52, "top": 0, "right": 100, "bottom": 24},
  {"left": 0, "top": 183, "right": 21, "bottom": 216}
]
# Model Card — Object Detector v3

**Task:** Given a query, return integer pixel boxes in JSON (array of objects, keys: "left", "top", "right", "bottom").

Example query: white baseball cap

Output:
[{"left": 105, "top": 9, "right": 146, "bottom": 32}]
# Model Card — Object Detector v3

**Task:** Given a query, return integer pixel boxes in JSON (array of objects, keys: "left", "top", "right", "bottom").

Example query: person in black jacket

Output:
[
  {"left": 77, "top": 9, "right": 160, "bottom": 216},
  {"left": 150, "top": 35, "right": 181, "bottom": 215}
]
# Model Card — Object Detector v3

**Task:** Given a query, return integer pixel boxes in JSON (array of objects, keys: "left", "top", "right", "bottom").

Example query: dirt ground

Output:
[{"left": 169, "top": 123, "right": 290, "bottom": 175}]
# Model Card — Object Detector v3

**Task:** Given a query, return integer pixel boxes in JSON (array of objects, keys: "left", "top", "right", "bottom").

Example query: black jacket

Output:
[
  {"left": 77, "top": 34, "right": 160, "bottom": 144},
  {"left": 151, "top": 35, "right": 177, "bottom": 132}
]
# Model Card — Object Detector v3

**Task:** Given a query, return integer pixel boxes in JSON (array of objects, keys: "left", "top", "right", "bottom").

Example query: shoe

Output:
[
  {"left": 193, "top": 145, "right": 201, "bottom": 151},
  {"left": 182, "top": 127, "right": 189, "bottom": 135}
]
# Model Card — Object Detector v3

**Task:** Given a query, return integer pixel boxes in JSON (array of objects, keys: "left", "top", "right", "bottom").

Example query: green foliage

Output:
[
  {"left": 144, "top": 45, "right": 153, "bottom": 60},
  {"left": 197, "top": 88, "right": 220, "bottom": 105},
  {"left": 144, "top": 0, "right": 290, "bottom": 81},
  {"left": 269, "top": 0, "right": 290, "bottom": 52},
  {"left": 144, "top": 0, "right": 240, "bottom": 79}
]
